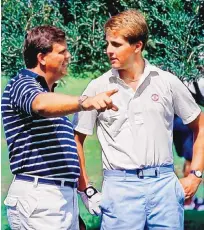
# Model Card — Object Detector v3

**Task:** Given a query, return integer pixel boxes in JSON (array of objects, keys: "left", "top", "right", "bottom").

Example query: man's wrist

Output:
[
  {"left": 77, "top": 179, "right": 90, "bottom": 192},
  {"left": 188, "top": 173, "right": 202, "bottom": 183},
  {"left": 77, "top": 182, "right": 93, "bottom": 192},
  {"left": 78, "top": 95, "right": 88, "bottom": 111}
]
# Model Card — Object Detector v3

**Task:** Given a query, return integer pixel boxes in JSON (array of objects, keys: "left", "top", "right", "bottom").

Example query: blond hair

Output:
[{"left": 105, "top": 9, "right": 148, "bottom": 50}]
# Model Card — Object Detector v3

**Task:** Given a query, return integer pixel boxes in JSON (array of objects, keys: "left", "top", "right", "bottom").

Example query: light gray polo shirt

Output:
[{"left": 73, "top": 60, "right": 201, "bottom": 170}]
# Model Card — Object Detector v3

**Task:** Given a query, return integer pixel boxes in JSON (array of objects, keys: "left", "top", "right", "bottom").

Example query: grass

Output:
[{"left": 1, "top": 75, "right": 204, "bottom": 230}]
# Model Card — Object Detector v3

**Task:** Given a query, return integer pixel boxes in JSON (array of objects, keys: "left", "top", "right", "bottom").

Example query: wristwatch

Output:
[
  {"left": 78, "top": 95, "right": 88, "bottom": 111},
  {"left": 84, "top": 186, "right": 98, "bottom": 198},
  {"left": 190, "top": 170, "right": 202, "bottom": 178}
]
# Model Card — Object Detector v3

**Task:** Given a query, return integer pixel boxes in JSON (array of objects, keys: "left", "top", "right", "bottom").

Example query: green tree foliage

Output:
[
  {"left": 1, "top": 0, "right": 65, "bottom": 77},
  {"left": 140, "top": 0, "right": 204, "bottom": 81},
  {"left": 1, "top": 0, "right": 203, "bottom": 81},
  {"left": 64, "top": 0, "right": 110, "bottom": 76}
]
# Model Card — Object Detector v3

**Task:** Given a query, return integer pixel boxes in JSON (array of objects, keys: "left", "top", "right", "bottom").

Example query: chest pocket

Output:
[
  {"left": 98, "top": 109, "right": 128, "bottom": 134},
  {"left": 143, "top": 93, "right": 168, "bottom": 135},
  {"left": 128, "top": 97, "right": 144, "bottom": 125}
]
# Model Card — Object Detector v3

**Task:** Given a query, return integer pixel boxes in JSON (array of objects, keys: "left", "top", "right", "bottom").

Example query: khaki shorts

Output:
[{"left": 4, "top": 176, "right": 79, "bottom": 230}]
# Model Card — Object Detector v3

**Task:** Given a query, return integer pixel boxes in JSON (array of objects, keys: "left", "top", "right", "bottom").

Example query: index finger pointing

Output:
[
  {"left": 111, "top": 104, "right": 119, "bottom": 111},
  {"left": 105, "top": 89, "right": 118, "bottom": 97}
]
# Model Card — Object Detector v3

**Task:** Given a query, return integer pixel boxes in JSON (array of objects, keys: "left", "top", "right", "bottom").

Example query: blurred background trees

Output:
[{"left": 1, "top": 0, "right": 204, "bottom": 81}]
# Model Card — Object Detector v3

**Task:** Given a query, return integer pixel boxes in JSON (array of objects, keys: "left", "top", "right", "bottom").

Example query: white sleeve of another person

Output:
[
  {"left": 169, "top": 73, "right": 201, "bottom": 125},
  {"left": 73, "top": 79, "right": 98, "bottom": 135}
]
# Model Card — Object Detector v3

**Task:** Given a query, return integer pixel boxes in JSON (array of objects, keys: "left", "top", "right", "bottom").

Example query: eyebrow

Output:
[{"left": 59, "top": 48, "right": 67, "bottom": 53}]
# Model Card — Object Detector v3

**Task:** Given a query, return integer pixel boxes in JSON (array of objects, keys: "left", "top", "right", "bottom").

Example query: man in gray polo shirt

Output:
[{"left": 73, "top": 10, "right": 204, "bottom": 229}]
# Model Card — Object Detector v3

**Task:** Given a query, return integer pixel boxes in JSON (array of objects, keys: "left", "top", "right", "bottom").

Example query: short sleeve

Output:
[
  {"left": 169, "top": 74, "right": 201, "bottom": 124},
  {"left": 10, "top": 77, "right": 43, "bottom": 115},
  {"left": 73, "top": 79, "right": 98, "bottom": 135}
]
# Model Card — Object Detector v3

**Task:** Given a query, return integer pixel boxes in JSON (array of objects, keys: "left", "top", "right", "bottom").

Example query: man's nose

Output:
[
  {"left": 65, "top": 51, "right": 71, "bottom": 62},
  {"left": 106, "top": 44, "right": 114, "bottom": 55}
]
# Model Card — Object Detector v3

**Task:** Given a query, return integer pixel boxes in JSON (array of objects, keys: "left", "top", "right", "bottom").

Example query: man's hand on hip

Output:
[
  {"left": 179, "top": 174, "right": 202, "bottom": 199},
  {"left": 78, "top": 186, "right": 102, "bottom": 216}
]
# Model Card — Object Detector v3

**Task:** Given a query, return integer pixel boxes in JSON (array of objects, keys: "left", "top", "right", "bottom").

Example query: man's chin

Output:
[
  {"left": 111, "top": 64, "right": 120, "bottom": 69},
  {"left": 112, "top": 66, "right": 123, "bottom": 71},
  {"left": 61, "top": 69, "right": 68, "bottom": 76}
]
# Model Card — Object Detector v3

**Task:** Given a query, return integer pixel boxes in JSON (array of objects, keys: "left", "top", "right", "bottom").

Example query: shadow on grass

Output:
[
  {"left": 184, "top": 211, "right": 204, "bottom": 230},
  {"left": 184, "top": 222, "right": 204, "bottom": 230}
]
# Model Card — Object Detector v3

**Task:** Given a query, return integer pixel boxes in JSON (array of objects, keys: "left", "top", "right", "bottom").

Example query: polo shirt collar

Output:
[
  {"left": 19, "top": 68, "right": 39, "bottom": 78},
  {"left": 110, "top": 59, "right": 159, "bottom": 80},
  {"left": 19, "top": 69, "right": 57, "bottom": 92}
]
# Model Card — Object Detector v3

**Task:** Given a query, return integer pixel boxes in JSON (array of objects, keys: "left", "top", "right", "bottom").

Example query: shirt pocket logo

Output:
[{"left": 151, "top": 94, "right": 159, "bottom": 101}]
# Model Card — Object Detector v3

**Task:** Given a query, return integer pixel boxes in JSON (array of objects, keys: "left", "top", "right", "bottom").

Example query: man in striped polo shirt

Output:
[{"left": 1, "top": 25, "right": 118, "bottom": 230}]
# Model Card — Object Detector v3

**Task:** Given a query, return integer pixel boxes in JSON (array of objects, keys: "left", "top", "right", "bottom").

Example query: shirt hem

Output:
[{"left": 74, "top": 127, "right": 93, "bottom": 136}]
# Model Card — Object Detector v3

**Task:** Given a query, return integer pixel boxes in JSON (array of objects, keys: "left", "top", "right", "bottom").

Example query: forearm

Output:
[
  {"left": 191, "top": 145, "right": 204, "bottom": 174},
  {"left": 32, "top": 92, "right": 81, "bottom": 117},
  {"left": 74, "top": 131, "right": 89, "bottom": 191},
  {"left": 78, "top": 147, "right": 89, "bottom": 191}
]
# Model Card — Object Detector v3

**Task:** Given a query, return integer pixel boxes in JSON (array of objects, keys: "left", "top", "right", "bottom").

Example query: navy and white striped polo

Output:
[{"left": 1, "top": 69, "right": 80, "bottom": 182}]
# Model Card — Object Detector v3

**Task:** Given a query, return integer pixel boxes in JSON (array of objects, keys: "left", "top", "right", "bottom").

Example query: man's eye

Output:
[
  {"left": 111, "top": 42, "right": 121, "bottom": 47},
  {"left": 59, "top": 50, "right": 67, "bottom": 54}
]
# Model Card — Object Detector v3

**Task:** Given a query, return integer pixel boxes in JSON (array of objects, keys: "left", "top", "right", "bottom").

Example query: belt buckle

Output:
[{"left": 137, "top": 169, "right": 144, "bottom": 178}]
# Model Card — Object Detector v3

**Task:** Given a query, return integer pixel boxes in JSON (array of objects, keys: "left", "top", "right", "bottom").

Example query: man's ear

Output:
[
  {"left": 37, "top": 53, "right": 46, "bottom": 66},
  {"left": 134, "top": 41, "right": 143, "bottom": 53}
]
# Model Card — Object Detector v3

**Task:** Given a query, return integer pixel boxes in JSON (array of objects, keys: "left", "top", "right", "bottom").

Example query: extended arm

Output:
[{"left": 32, "top": 89, "right": 118, "bottom": 117}]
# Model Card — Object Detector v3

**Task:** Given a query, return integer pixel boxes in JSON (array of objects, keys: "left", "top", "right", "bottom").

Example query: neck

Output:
[
  {"left": 118, "top": 58, "right": 145, "bottom": 82},
  {"left": 28, "top": 66, "right": 54, "bottom": 91}
]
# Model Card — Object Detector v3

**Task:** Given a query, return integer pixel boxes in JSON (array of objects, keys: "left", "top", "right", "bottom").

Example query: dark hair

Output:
[{"left": 23, "top": 25, "right": 66, "bottom": 68}]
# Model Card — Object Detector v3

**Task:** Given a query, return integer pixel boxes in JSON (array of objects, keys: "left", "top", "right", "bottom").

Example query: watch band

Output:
[{"left": 78, "top": 95, "right": 88, "bottom": 111}]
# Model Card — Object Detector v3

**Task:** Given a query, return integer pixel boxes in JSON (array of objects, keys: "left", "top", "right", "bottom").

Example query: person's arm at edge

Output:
[
  {"left": 32, "top": 89, "right": 118, "bottom": 117},
  {"left": 180, "top": 112, "right": 204, "bottom": 199},
  {"left": 74, "top": 130, "right": 102, "bottom": 216},
  {"left": 74, "top": 130, "right": 89, "bottom": 191}
]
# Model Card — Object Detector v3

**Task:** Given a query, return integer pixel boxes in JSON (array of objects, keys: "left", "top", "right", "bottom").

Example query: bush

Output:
[{"left": 1, "top": 0, "right": 65, "bottom": 77}]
